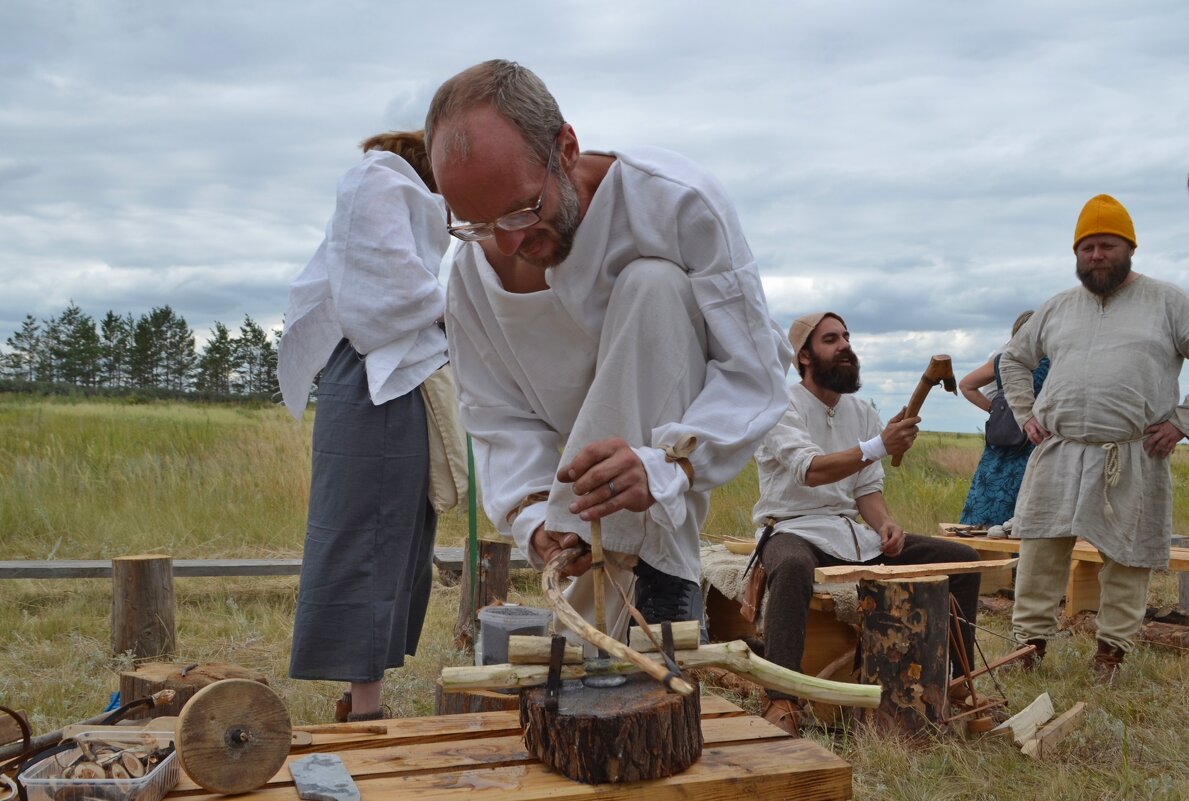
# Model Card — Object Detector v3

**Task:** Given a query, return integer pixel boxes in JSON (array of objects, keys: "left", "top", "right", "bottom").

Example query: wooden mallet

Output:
[{"left": 891, "top": 354, "right": 957, "bottom": 467}]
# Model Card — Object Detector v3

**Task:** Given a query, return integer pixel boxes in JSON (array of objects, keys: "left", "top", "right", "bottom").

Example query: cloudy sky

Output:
[{"left": 2, "top": 1, "right": 1186, "bottom": 433}]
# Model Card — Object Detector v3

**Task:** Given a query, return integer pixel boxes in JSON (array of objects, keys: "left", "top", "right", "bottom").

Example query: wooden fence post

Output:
[
  {"left": 112, "top": 554, "right": 176, "bottom": 659},
  {"left": 453, "top": 539, "right": 511, "bottom": 649},
  {"left": 858, "top": 576, "right": 949, "bottom": 736}
]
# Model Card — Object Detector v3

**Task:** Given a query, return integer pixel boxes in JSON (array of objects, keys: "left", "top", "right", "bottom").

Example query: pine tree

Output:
[
  {"left": 196, "top": 322, "right": 239, "bottom": 394},
  {"left": 52, "top": 302, "right": 101, "bottom": 387},
  {"left": 128, "top": 306, "right": 197, "bottom": 391},
  {"left": 233, "top": 315, "right": 277, "bottom": 396},
  {"left": 162, "top": 310, "right": 196, "bottom": 392},
  {"left": 3, "top": 314, "right": 42, "bottom": 381},
  {"left": 99, "top": 311, "right": 134, "bottom": 388}
]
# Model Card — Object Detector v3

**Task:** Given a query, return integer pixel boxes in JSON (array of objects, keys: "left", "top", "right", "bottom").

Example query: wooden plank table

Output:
[
  {"left": 165, "top": 695, "right": 852, "bottom": 801},
  {"left": 937, "top": 529, "right": 1189, "bottom": 614}
]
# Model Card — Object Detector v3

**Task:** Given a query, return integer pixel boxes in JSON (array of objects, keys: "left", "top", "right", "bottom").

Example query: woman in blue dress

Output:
[{"left": 959, "top": 311, "right": 1049, "bottom": 526}]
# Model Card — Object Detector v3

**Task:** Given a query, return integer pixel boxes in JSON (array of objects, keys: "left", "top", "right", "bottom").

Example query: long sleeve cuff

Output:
[
  {"left": 633, "top": 446, "right": 691, "bottom": 531},
  {"left": 511, "top": 502, "right": 549, "bottom": 571}
]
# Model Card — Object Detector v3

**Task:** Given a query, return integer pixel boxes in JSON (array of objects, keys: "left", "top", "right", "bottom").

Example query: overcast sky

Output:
[{"left": 2, "top": 1, "right": 1186, "bottom": 433}]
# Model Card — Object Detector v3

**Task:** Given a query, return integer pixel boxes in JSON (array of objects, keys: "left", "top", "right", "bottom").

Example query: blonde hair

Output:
[
  {"left": 1011, "top": 310, "right": 1034, "bottom": 337},
  {"left": 358, "top": 130, "right": 436, "bottom": 191}
]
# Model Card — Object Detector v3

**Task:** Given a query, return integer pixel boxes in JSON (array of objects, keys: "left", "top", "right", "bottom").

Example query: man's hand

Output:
[
  {"left": 1023, "top": 416, "right": 1051, "bottom": 446},
  {"left": 559, "top": 437, "right": 655, "bottom": 521},
  {"left": 877, "top": 522, "right": 905, "bottom": 557},
  {"left": 530, "top": 526, "right": 592, "bottom": 577},
  {"left": 880, "top": 407, "right": 921, "bottom": 458},
  {"left": 1143, "top": 420, "right": 1185, "bottom": 459}
]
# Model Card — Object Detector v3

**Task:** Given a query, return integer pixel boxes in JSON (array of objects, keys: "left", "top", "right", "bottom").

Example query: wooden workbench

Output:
[
  {"left": 937, "top": 530, "right": 1189, "bottom": 614},
  {"left": 164, "top": 694, "right": 852, "bottom": 800}
]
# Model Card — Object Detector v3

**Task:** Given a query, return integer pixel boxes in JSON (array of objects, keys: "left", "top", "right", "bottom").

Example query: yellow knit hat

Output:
[{"left": 1073, "top": 194, "right": 1136, "bottom": 251}]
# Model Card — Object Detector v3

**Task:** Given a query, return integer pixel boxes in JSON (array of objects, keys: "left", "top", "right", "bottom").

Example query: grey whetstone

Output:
[{"left": 288, "top": 753, "right": 360, "bottom": 801}]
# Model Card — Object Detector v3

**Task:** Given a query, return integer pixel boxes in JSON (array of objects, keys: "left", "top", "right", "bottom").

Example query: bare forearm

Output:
[
  {"left": 855, "top": 492, "right": 894, "bottom": 531},
  {"left": 804, "top": 447, "right": 871, "bottom": 487}
]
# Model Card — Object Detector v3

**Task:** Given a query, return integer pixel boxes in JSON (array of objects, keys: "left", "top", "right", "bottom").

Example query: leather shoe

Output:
[
  {"left": 1018, "top": 639, "right": 1046, "bottom": 671},
  {"left": 1092, "top": 640, "right": 1125, "bottom": 684},
  {"left": 761, "top": 697, "right": 815, "bottom": 736}
]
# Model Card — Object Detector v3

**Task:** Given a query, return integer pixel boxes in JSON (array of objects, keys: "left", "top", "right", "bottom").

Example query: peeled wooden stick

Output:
[
  {"left": 440, "top": 639, "right": 882, "bottom": 708},
  {"left": 591, "top": 519, "right": 607, "bottom": 635},
  {"left": 543, "top": 547, "right": 694, "bottom": 695},
  {"left": 509, "top": 623, "right": 701, "bottom": 665}
]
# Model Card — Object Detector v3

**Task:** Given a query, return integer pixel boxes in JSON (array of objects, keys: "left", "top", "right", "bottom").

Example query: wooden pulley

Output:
[{"left": 175, "top": 679, "right": 292, "bottom": 794}]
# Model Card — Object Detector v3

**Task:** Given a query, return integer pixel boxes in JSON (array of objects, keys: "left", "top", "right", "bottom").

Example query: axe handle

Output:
[{"left": 890, "top": 381, "right": 935, "bottom": 467}]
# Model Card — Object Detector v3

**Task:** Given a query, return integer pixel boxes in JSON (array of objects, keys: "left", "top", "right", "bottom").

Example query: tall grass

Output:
[{"left": 2, "top": 394, "right": 1187, "bottom": 800}]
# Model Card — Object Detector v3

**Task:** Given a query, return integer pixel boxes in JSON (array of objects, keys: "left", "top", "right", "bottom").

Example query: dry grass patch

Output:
[{"left": 3, "top": 396, "right": 1189, "bottom": 800}]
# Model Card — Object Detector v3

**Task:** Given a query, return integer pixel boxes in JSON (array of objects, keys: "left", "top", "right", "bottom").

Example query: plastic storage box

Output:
[
  {"left": 478, "top": 605, "right": 553, "bottom": 665},
  {"left": 18, "top": 729, "right": 180, "bottom": 801}
]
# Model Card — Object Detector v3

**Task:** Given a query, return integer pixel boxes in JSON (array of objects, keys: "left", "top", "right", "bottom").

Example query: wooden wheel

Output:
[{"left": 175, "top": 679, "right": 292, "bottom": 794}]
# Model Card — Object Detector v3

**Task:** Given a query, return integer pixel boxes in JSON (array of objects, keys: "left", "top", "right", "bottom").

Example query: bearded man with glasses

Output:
[{"left": 426, "top": 60, "right": 790, "bottom": 643}]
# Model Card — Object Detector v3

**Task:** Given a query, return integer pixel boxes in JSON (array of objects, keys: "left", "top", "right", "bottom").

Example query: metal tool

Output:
[{"left": 289, "top": 753, "right": 360, "bottom": 801}]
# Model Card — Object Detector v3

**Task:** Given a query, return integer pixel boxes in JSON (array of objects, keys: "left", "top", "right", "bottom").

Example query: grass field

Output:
[{"left": 1, "top": 394, "right": 1187, "bottom": 800}]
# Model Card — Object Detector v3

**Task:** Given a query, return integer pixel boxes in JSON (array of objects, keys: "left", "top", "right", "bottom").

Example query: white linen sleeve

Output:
[
  {"left": 325, "top": 159, "right": 448, "bottom": 356},
  {"left": 754, "top": 406, "right": 823, "bottom": 486},
  {"left": 1000, "top": 308, "right": 1046, "bottom": 428},
  {"left": 629, "top": 167, "right": 791, "bottom": 494}
]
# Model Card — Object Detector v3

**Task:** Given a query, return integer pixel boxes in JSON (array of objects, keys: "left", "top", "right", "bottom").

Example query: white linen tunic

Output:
[
  {"left": 1000, "top": 275, "right": 1189, "bottom": 568},
  {"left": 751, "top": 383, "right": 884, "bottom": 561},
  {"left": 447, "top": 147, "right": 791, "bottom": 584},
  {"left": 278, "top": 151, "right": 449, "bottom": 419}
]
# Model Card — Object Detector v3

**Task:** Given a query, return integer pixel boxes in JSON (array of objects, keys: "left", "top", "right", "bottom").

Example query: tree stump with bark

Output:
[
  {"left": 119, "top": 662, "right": 270, "bottom": 719},
  {"left": 857, "top": 576, "right": 949, "bottom": 736},
  {"left": 520, "top": 673, "right": 701, "bottom": 784},
  {"left": 111, "top": 554, "right": 176, "bottom": 659}
]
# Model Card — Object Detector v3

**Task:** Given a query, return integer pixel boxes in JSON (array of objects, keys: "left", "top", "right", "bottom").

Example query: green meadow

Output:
[{"left": 1, "top": 394, "right": 1186, "bottom": 800}]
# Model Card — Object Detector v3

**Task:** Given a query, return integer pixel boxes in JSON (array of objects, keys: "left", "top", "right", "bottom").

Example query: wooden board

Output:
[
  {"left": 815, "top": 558, "right": 1017, "bottom": 583},
  {"left": 165, "top": 696, "right": 852, "bottom": 801}
]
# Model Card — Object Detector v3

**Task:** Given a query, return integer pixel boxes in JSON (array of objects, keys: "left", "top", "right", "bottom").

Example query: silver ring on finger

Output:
[{"left": 607, "top": 479, "right": 617, "bottom": 496}]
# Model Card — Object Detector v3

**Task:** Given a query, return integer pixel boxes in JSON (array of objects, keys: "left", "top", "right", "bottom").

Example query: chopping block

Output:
[{"left": 520, "top": 672, "right": 702, "bottom": 784}]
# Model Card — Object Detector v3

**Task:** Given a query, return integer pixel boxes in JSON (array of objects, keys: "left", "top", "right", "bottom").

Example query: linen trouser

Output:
[
  {"left": 547, "top": 258, "right": 708, "bottom": 646},
  {"left": 1011, "top": 537, "right": 1151, "bottom": 652},
  {"left": 760, "top": 531, "right": 982, "bottom": 701}
]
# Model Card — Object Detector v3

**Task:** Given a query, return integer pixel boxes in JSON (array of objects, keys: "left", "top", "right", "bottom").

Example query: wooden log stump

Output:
[
  {"left": 520, "top": 673, "right": 702, "bottom": 784},
  {"left": 112, "top": 554, "right": 176, "bottom": 659},
  {"left": 454, "top": 539, "right": 511, "bottom": 649},
  {"left": 433, "top": 683, "right": 521, "bottom": 715},
  {"left": 119, "top": 662, "right": 270, "bottom": 719},
  {"left": 857, "top": 576, "right": 949, "bottom": 736}
]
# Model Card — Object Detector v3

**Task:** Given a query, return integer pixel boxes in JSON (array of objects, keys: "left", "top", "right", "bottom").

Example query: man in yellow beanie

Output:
[{"left": 1000, "top": 194, "right": 1189, "bottom": 683}]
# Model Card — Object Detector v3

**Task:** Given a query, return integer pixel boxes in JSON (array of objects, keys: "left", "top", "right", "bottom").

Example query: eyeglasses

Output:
[{"left": 446, "top": 135, "right": 559, "bottom": 242}]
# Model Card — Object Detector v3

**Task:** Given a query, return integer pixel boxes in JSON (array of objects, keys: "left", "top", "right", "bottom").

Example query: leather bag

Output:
[{"left": 985, "top": 355, "right": 1027, "bottom": 450}]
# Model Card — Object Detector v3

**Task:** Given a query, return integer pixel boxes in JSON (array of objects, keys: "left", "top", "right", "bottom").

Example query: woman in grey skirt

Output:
[{"left": 278, "top": 130, "right": 449, "bottom": 721}]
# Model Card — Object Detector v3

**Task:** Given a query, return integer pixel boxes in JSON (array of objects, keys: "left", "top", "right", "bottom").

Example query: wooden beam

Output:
[
  {"left": 0, "top": 558, "right": 303, "bottom": 579},
  {"left": 935, "top": 536, "right": 1189, "bottom": 572},
  {"left": 0, "top": 547, "right": 532, "bottom": 581},
  {"left": 815, "top": 558, "right": 1016, "bottom": 584},
  {"left": 1020, "top": 701, "right": 1087, "bottom": 758}
]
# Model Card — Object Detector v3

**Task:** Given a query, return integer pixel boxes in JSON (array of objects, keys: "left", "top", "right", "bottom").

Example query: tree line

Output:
[{"left": 1, "top": 302, "right": 278, "bottom": 398}]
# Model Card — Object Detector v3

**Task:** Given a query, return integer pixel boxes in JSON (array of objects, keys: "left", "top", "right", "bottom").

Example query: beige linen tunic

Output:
[
  {"left": 1000, "top": 275, "right": 1189, "bottom": 568},
  {"left": 750, "top": 383, "right": 885, "bottom": 562}
]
